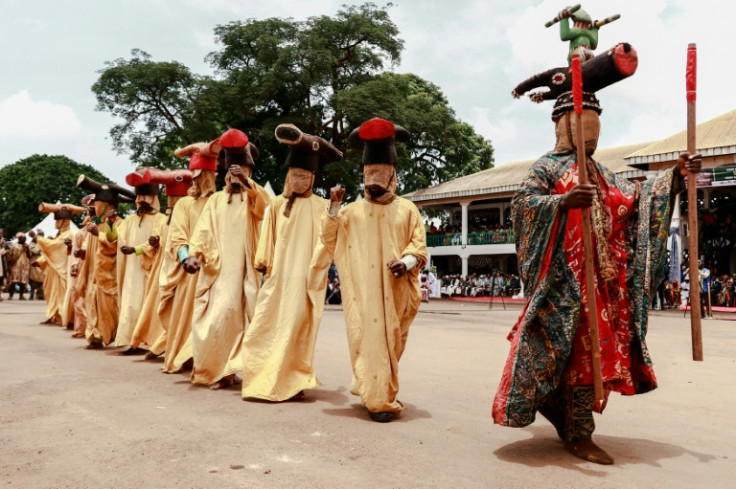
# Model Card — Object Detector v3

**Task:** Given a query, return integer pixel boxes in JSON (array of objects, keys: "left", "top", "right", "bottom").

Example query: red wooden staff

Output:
[
  {"left": 571, "top": 54, "right": 605, "bottom": 403},
  {"left": 686, "top": 43, "right": 703, "bottom": 361}
]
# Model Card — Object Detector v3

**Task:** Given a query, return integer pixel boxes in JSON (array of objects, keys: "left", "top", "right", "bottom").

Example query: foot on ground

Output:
[
  {"left": 564, "top": 438, "right": 614, "bottom": 465},
  {"left": 39, "top": 318, "right": 55, "bottom": 325},
  {"left": 84, "top": 342, "right": 103, "bottom": 350},
  {"left": 71, "top": 332, "right": 85, "bottom": 339},
  {"left": 181, "top": 358, "right": 194, "bottom": 370},
  {"left": 120, "top": 347, "right": 147, "bottom": 356},
  {"left": 210, "top": 374, "right": 240, "bottom": 390},
  {"left": 144, "top": 351, "right": 161, "bottom": 360},
  {"left": 369, "top": 411, "right": 394, "bottom": 423},
  {"left": 286, "top": 391, "right": 306, "bottom": 402}
]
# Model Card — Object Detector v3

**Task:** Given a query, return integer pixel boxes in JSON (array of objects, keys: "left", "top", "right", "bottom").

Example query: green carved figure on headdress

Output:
[{"left": 545, "top": 5, "right": 620, "bottom": 66}]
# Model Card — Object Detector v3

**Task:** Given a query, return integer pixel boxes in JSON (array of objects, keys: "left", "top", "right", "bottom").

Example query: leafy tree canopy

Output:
[
  {"left": 0, "top": 155, "right": 112, "bottom": 234},
  {"left": 92, "top": 2, "right": 493, "bottom": 198}
]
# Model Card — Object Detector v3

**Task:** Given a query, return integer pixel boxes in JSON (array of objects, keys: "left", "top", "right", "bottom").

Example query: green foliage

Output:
[
  {"left": 337, "top": 72, "right": 494, "bottom": 195},
  {"left": 92, "top": 3, "right": 493, "bottom": 198},
  {"left": 91, "top": 49, "right": 220, "bottom": 168},
  {"left": 0, "top": 155, "right": 112, "bottom": 234}
]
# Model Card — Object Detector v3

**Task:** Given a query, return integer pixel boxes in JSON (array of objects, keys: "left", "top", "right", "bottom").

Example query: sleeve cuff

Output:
[
  {"left": 400, "top": 254, "right": 418, "bottom": 272},
  {"left": 177, "top": 245, "right": 189, "bottom": 264}
]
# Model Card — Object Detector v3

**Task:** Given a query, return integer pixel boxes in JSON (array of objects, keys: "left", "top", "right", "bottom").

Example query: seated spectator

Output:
[
  {"left": 325, "top": 278, "right": 341, "bottom": 305},
  {"left": 668, "top": 279, "right": 682, "bottom": 310}
]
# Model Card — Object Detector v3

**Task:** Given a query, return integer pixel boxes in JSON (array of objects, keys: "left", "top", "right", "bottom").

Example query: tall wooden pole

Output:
[
  {"left": 571, "top": 54, "right": 605, "bottom": 402},
  {"left": 686, "top": 43, "right": 703, "bottom": 361}
]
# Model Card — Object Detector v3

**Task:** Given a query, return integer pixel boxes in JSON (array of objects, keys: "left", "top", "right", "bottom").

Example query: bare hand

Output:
[
  {"left": 182, "top": 256, "right": 201, "bottom": 274},
  {"left": 677, "top": 152, "right": 702, "bottom": 177},
  {"left": 228, "top": 165, "right": 252, "bottom": 188},
  {"left": 64, "top": 238, "right": 72, "bottom": 247},
  {"left": 87, "top": 224, "right": 99, "bottom": 237},
  {"left": 387, "top": 260, "right": 407, "bottom": 278},
  {"left": 330, "top": 185, "right": 346, "bottom": 203},
  {"left": 149, "top": 236, "right": 160, "bottom": 249},
  {"left": 120, "top": 246, "right": 135, "bottom": 255},
  {"left": 70, "top": 264, "right": 79, "bottom": 277},
  {"left": 74, "top": 249, "right": 86, "bottom": 260},
  {"left": 560, "top": 184, "right": 596, "bottom": 210},
  {"left": 31, "top": 261, "right": 40, "bottom": 268}
]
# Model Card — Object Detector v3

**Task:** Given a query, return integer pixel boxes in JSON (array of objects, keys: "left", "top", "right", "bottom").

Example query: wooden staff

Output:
[
  {"left": 686, "top": 43, "right": 703, "bottom": 361},
  {"left": 571, "top": 54, "right": 605, "bottom": 402}
]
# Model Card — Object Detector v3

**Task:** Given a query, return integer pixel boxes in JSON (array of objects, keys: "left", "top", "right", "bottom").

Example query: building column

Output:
[
  {"left": 460, "top": 201, "right": 469, "bottom": 248},
  {"left": 461, "top": 256, "right": 469, "bottom": 278}
]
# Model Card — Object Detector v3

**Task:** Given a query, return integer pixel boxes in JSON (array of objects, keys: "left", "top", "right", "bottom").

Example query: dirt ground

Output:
[{"left": 1, "top": 298, "right": 734, "bottom": 489}]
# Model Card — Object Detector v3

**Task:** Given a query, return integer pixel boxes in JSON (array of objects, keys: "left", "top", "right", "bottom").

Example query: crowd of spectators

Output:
[
  {"left": 438, "top": 272, "right": 520, "bottom": 298},
  {"left": 425, "top": 222, "right": 514, "bottom": 247}
]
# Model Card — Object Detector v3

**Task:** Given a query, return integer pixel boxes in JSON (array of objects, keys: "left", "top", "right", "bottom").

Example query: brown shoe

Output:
[
  {"left": 564, "top": 438, "right": 614, "bottom": 465},
  {"left": 84, "top": 342, "right": 104, "bottom": 350}
]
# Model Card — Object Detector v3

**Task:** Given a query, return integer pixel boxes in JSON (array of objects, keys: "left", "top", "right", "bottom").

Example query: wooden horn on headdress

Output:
[
  {"left": 76, "top": 174, "right": 136, "bottom": 201},
  {"left": 38, "top": 202, "right": 86, "bottom": 214},
  {"left": 143, "top": 168, "right": 193, "bottom": 185},
  {"left": 174, "top": 141, "right": 220, "bottom": 159}
]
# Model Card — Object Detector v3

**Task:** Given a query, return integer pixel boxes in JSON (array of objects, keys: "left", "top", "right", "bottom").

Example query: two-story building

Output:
[{"left": 407, "top": 109, "right": 736, "bottom": 278}]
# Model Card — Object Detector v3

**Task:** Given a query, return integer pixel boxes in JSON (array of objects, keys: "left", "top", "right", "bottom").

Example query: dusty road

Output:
[{"left": 1, "top": 299, "right": 734, "bottom": 489}]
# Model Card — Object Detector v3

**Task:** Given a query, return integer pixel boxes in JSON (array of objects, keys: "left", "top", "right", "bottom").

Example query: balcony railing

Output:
[{"left": 427, "top": 230, "right": 515, "bottom": 247}]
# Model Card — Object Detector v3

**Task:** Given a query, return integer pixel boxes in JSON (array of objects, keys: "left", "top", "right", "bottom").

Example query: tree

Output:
[
  {"left": 337, "top": 72, "right": 494, "bottom": 195},
  {"left": 0, "top": 155, "right": 112, "bottom": 234},
  {"left": 91, "top": 49, "right": 220, "bottom": 169},
  {"left": 92, "top": 3, "right": 493, "bottom": 197}
]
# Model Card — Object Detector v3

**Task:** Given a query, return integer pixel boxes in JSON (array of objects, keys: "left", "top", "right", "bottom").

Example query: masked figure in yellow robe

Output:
[
  {"left": 115, "top": 176, "right": 166, "bottom": 350},
  {"left": 76, "top": 176, "right": 136, "bottom": 349},
  {"left": 319, "top": 118, "right": 427, "bottom": 422},
  {"left": 160, "top": 142, "right": 219, "bottom": 373},
  {"left": 130, "top": 170, "right": 192, "bottom": 359},
  {"left": 36, "top": 208, "right": 74, "bottom": 325},
  {"left": 69, "top": 196, "right": 95, "bottom": 338},
  {"left": 183, "top": 129, "right": 270, "bottom": 389},
  {"left": 242, "top": 124, "right": 343, "bottom": 402}
]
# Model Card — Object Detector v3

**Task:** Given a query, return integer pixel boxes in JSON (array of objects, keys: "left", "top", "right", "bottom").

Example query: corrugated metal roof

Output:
[
  {"left": 408, "top": 142, "right": 649, "bottom": 204},
  {"left": 626, "top": 109, "right": 736, "bottom": 165}
]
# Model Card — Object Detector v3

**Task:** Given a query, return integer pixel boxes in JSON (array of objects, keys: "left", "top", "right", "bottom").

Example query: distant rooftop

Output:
[
  {"left": 626, "top": 109, "right": 736, "bottom": 167},
  {"left": 407, "top": 142, "right": 649, "bottom": 205}
]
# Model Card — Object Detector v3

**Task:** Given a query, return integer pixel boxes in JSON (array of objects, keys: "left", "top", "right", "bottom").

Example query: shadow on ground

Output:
[{"left": 493, "top": 425, "right": 717, "bottom": 476}]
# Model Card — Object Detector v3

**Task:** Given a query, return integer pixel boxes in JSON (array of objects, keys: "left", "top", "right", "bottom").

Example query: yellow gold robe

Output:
[
  {"left": 76, "top": 227, "right": 97, "bottom": 336},
  {"left": 242, "top": 194, "right": 329, "bottom": 400},
  {"left": 70, "top": 227, "right": 88, "bottom": 335},
  {"left": 37, "top": 227, "right": 72, "bottom": 323},
  {"left": 85, "top": 221, "right": 119, "bottom": 345},
  {"left": 318, "top": 197, "right": 427, "bottom": 413},
  {"left": 114, "top": 212, "right": 166, "bottom": 347},
  {"left": 160, "top": 196, "right": 210, "bottom": 373},
  {"left": 130, "top": 217, "right": 169, "bottom": 354},
  {"left": 189, "top": 186, "right": 269, "bottom": 385}
]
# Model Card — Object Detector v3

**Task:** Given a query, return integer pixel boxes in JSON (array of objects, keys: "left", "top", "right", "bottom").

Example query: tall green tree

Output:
[
  {"left": 91, "top": 49, "right": 220, "bottom": 168},
  {"left": 337, "top": 72, "right": 494, "bottom": 195},
  {"left": 92, "top": 3, "right": 494, "bottom": 197},
  {"left": 0, "top": 155, "right": 112, "bottom": 234}
]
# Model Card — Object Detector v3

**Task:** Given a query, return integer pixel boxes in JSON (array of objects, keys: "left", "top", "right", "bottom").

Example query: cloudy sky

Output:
[{"left": 1, "top": 0, "right": 733, "bottom": 186}]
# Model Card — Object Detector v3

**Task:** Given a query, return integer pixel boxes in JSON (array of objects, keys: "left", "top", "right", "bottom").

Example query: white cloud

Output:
[
  {"left": 0, "top": 90, "right": 81, "bottom": 141},
  {"left": 470, "top": 107, "right": 517, "bottom": 145}
]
